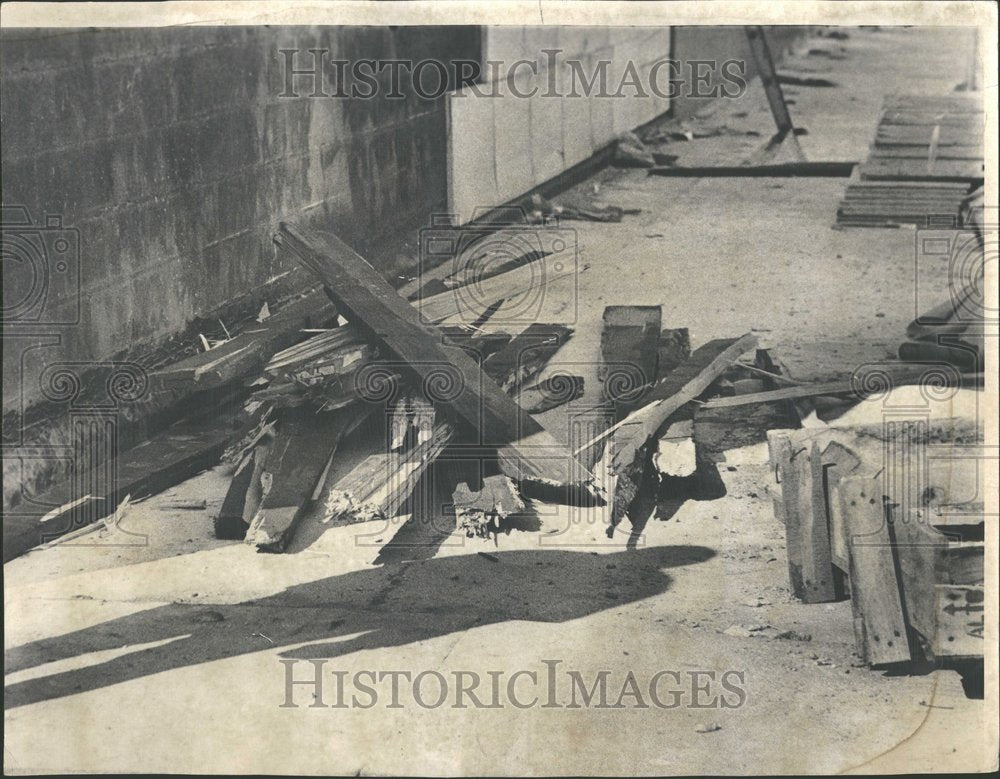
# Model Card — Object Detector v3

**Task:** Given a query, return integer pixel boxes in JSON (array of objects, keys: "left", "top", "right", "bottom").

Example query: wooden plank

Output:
[
  {"left": 275, "top": 223, "right": 593, "bottom": 491},
  {"left": 838, "top": 474, "right": 912, "bottom": 666},
  {"left": 768, "top": 431, "right": 805, "bottom": 598},
  {"left": 649, "top": 162, "right": 856, "bottom": 178},
  {"left": 797, "top": 441, "right": 838, "bottom": 602},
  {"left": 4, "top": 404, "right": 253, "bottom": 562},
  {"left": 594, "top": 334, "right": 757, "bottom": 527},
  {"left": 245, "top": 406, "right": 361, "bottom": 552},
  {"left": 585, "top": 334, "right": 758, "bottom": 457},
  {"left": 215, "top": 441, "right": 271, "bottom": 540},
  {"left": 859, "top": 159, "right": 983, "bottom": 182},
  {"left": 768, "top": 435, "right": 839, "bottom": 602},
  {"left": 700, "top": 371, "right": 980, "bottom": 409}
]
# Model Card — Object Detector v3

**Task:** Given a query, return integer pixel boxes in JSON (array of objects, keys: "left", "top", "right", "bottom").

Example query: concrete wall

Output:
[
  {"left": 1, "top": 25, "right": 478, "bottom": 510},
  {"left": 448, "top": 27, "right": 673, "bottom": 221}
]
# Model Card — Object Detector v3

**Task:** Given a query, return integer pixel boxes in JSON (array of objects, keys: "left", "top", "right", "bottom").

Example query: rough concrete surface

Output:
[{"left": 3, "top": 27, "right": 991, "bottom": 775}]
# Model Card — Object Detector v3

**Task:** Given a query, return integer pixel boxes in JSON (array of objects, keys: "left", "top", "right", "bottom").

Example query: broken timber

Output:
[
  {"left": 453, "top": 474, "right": 526, "bottom": 538},
  {"left": 151, "top": 289, "right": 336, "bottom": 390},
  {"left": 324, "top": 422, "right": 453, "bottom": 524},
  {"left": 245, "top": 406, "right": 364, "bottom": 552},
  {"left": 595, "top": 334, "right": 758, "bottom": 529},
  {"left": 275, "top": 223, "right": 594, "bottom": 493}
]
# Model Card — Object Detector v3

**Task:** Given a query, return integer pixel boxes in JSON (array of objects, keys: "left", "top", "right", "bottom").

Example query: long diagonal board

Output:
[{"left": 275, "top": 223, "right": 593, "bottom": 492}]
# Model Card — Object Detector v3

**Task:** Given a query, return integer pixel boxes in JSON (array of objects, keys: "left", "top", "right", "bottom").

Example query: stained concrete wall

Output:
[{"left": 1, "top": 25, "right": 479, "bottom": 509}]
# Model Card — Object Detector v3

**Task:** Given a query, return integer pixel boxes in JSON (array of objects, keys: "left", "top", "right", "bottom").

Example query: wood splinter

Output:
[{"left": 453, "top": 475, "right": 525, "bottom": 539}]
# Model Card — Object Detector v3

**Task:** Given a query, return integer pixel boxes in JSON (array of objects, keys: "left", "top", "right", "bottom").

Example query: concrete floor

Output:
[{"left": 4, "top": 27, "right": 991, "bottom": 775}]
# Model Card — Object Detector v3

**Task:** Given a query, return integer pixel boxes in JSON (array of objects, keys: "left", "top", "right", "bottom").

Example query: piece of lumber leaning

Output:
[{"left": 275, "top": 223, "right": 594, "bottom": 493}]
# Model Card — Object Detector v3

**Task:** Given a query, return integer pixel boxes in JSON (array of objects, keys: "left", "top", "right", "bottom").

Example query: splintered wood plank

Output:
[
  {"left": 767, "top": 433, "right": 838, "bottom": 602},
  {"left": 599, "top": 305, "right": 662, "bottom": 420},
  {"left": 4, "top": 406, "right": 253, "bottom": 562},
  {"left": 324, "top": 423, "right": 453, "bottom": 524},
  {"left": 275, "top": 223, "right": 592, "bottom": 490},
  {"left": 838, "top": 475, "right": 912, "bottom": 666},
  {"left": 796, "top": 442, "right": 838, "bottom": 602},
  {"left": 245, "top": 406, "right": 361, "bottom": 552},
  {"left": 453, "top": 474, "right": 525, "bottom": 538}
]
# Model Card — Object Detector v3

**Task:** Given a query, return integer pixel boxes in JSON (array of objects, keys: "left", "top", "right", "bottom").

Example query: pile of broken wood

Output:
[{"left": 213, "top": 225, "right": 772, "bottom": 551}]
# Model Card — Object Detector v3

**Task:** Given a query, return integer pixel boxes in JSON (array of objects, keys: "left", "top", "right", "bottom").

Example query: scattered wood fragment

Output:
[{"left": 453, "top": 475, "right": 525, "bottom": 538}]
